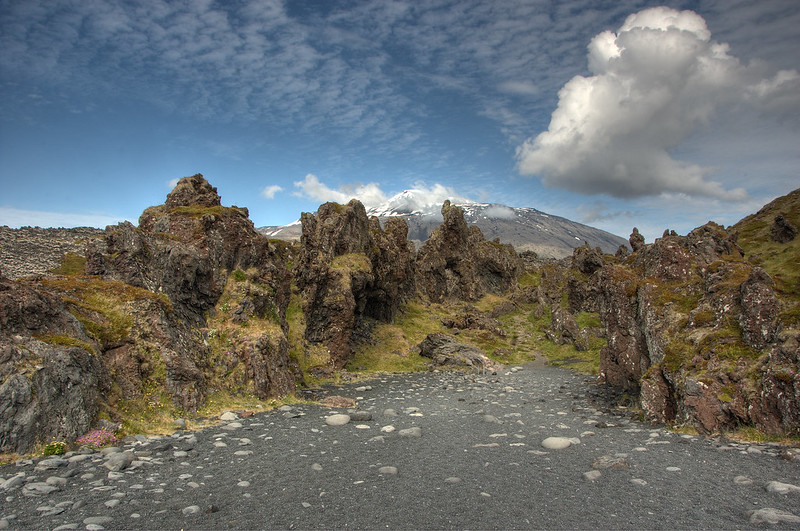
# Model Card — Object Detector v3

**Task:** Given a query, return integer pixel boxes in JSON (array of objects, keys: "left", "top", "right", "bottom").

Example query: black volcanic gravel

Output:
[{"left": 2, "top": 364, "right": 799, "bottom": 530}]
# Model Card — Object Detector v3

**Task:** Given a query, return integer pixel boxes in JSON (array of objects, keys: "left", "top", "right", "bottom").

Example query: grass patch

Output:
[
  {"left": 727, "top": 425, "right": 800, "bottom": 445},
  {"left": 50, "top": 252, "right": 86, "bottom": 276},
  {"left": 575, "top": 311, "right": 602, "bottom": 328},
  {"left": 114, "top": 385, "right": 180, "bottom": 437},
  {"left": 330, "top": 253, "right": 372, "bottom": 272},
  {"left": 35, "top": 334, "right": 96, "bottom": 354},
  {"left": 525, "top": 306, "right": 601, "bottom": 374},
  {"left": 39, "top": 276, "right": 170, "bottom": 347},
  {"left": 168, "top": 205, "right": 228, "bottom": 218}
]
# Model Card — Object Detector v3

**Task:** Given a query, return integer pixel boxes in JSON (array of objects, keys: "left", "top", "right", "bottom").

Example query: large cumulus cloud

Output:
[{"left": 516, "top": 6, "right": 800, "bottom": 200}]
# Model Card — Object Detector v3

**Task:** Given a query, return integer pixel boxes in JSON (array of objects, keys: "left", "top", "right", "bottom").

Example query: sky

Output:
[{"left": 1, "top": 0, "right": 798, "bottom": 243}]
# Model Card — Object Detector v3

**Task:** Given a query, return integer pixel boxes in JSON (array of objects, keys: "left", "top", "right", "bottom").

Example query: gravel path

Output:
[{"left": 2, "top": 364, "right": 800, "bottom": 530}]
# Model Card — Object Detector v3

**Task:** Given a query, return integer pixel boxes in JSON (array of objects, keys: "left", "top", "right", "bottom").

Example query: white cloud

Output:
[
  {"left": 167, "top": 178, "right": 180, "bottom": 188},
  {"left": 261, "top": 185, "right": 283, "bottom": 199},
  {"left": 0, "top": 207, "right": 128, "bottom": 229},
  {"left": 484, "top": 205, "right": 516, "bottom": 219},
  {"left": 292, "top": 174, "right": 478, "bottom": 213},
  {"left": 516, "top": 6, "right": 800, "bottom": 201},
  {"left": 292, "top": 173, "right": 387, "bottom": 209}
]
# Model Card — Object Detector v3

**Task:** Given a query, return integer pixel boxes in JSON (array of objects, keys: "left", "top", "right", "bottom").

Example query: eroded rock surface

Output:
[{"left": 415, "top": 201, "right": 523, "bottom": 303}]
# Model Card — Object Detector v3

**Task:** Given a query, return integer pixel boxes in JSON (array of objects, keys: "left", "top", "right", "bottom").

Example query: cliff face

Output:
[
  {"left": 1, "top": 175, "right": 297, "bottom": 453},
  {"left": 415, "top": 200, "right": 523, "bottom": 303},
  {"left": 562, "top": 195, "right": 800, "bottom": 435},
  {"left": 294, "top": 200, "right": 416, "bottom": 369}
]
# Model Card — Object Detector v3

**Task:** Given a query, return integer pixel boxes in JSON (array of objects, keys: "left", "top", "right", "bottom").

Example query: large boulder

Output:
[{"left": 417, "top": 333, "right": 502, "bottom": 373}]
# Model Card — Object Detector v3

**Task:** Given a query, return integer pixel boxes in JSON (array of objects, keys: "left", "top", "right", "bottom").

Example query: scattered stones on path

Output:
[{"left": 1, "top": 366, "right": 798, "bottom": 530}]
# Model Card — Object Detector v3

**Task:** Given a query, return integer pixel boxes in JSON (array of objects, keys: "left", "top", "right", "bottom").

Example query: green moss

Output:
[
  {"left": 231, "top": 269, "right": 248, "bottom": 282},
  {"left": 664, "top": 339, "right": 694, "bottom": 372},
  {"left": 575, "top": 312, "right": 602, "bottom": 329},
  {"left": 35, "top": 334, "right": 95, "bottom": 354},
  {"left": 692, "top": 310, "right": 716, "bottom": 327},
  {"left": 518, "top": 271, "right": 540, "bottom": 287},
  {"left": 50, "top": 252, "right": 86, "bottom": 276},
  {"left": 168, "top": 205, "right": 228, "bottom": 218},
  {"left": 330, "top": 253, "right": 372, "bottom": 272}
]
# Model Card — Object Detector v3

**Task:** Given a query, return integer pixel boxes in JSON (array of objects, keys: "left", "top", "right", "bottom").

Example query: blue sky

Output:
[{"left": 1, "top": 0, "right": 798, "bottom": 242}]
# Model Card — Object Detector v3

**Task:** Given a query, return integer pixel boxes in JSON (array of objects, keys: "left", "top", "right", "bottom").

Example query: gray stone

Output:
[
  {"left": 103, "top": 452, "right": 134, "bottom": 472},
  {"left": 182, "top": 505, "right": 201, "bottom": 516},
  {"left": 749, "top": 508, "right": 800, "bottom": 525},
  {"left": 378, "top": 466, "right": 398, "bottom": 475},
  {"left": 22, "top": 482, "right": 60, "bottom": 496},
  {"left": 100, "top": 446, "right": 122, "bottom": 455},
  {"left": 583, "top": 470, "right": 602, "bottom": 481},
  {"left": 46, "top": 476, "right": 67, "bottom": 487},
  {"left": 34, "top": 457, "right": 68, "bottom": 471},
  {"left": 325, "top": 414, "right": 351, "bottom": 426},
  {"left": 398, "top": 427, "right": 422, "bottom": 438},
  {"left": 1, "top": 474, "right": 25, "bottom": 491},
  {"left": 83, "top": 516, "right": 113, "bottom": 525},
  {"left": 766, "top": 481, "right": 800, "bottom": 494},
  {"left": 541, "top": 437, "right": 571, "bottom": 450},
  {"left": 219, "top": 411, "right": 238, "bottom": 421},
  {"left": 349, "top": 411, "right": 373, "bottom": 422}
]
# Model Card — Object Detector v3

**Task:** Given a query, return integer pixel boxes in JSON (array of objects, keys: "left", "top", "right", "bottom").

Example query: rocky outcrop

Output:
[
  {"left": 87, "top": 175, "right": 287, "bottom": 326},
  {"left": 84, "top": 174, "right": 295, "bottom": 403},
  {"left": 416, "top": 332, "right": 502, "bottom": 373},
  {"left": 629, "top": 228, "right": 645, "bottom": 252},
  {"left": 739, "top": 267, "right": 780, "bottom": 350},
  {"left": 770, "top": 214, "right": 797, "bottom": 243},
  {"left": 581, "top": 216, "right": 799, "bottom": 435},
  {"left": 595, "top": 266, "right": 649, "bottom": 391},
  {"left": 295, "top": 200, "right": 415, "bottom": 369},
  {"left": 0, "top": 278, "right": 109, "bottom": 454},
  {"left": 415, "top": 201, "right": 523, "bottom": 303}
]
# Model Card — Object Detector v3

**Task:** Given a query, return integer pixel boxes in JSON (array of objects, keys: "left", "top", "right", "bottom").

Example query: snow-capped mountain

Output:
[{"left": 258, "top": 190, "right": 628, "bottom": 259}]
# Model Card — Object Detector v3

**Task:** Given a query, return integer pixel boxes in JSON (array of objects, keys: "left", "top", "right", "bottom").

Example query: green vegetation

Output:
[
  {"left": 35, "top": 334, "right": 95, "bottom": 354},
  {"left": 168, "top": 205, "right": 228, "bottom": 218},
  {"left": 347, "top": 290, "right": 604, "bottom": 375},
  {"left": 734, "top": 188, "right": 800, "bottom": 299},
  {"left": 42, "top": 440, "right": 67, "bottom": 456},
  {"left": 40, "top": 276, "right": 171, "bottom": 347},
  {"left": 331, "top": 253, "right": 372, "bottom": 272},
  {"left": 50, "top": 252, "right": 86, "bottom": 276},
  {"left": 347, "top": 299, "right": 445, "bottom": 374}
]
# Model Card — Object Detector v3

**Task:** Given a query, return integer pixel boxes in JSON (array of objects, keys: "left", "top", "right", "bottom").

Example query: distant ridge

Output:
[{"left": 258, "top": 191, "right": 628, "bottom": 259}]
